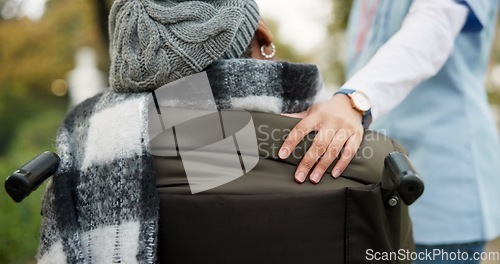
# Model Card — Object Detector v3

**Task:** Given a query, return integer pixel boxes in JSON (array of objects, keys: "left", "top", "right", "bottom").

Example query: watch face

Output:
[{"left": 351, "top": 92, "right": 371, "bottom": 112}]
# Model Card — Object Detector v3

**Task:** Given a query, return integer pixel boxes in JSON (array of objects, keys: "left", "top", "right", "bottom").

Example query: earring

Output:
[{"left": 260, "top": 43, "right": 276, "bottom": 59}]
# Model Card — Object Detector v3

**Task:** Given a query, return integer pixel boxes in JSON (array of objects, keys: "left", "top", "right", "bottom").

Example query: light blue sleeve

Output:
[{"left": 456, "top": 0, "right": 492, "bottom": 32}]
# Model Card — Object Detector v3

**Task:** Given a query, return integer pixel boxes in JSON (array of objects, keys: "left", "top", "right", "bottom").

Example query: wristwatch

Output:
[{"left": 334, "top": 89, "right": 372, "bottom": 128}]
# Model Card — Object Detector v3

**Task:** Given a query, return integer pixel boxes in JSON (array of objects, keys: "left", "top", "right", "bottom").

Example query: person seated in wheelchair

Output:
[{"left": 35, "top": 0, "right": 422, "bottom": 263}]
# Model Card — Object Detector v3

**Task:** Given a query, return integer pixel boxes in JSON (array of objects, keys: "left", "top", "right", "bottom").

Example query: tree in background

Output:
[
  {"left": 325, "top": 0, "right": 353, "bottom": 86},
  {"left": 0, "top": 0, "right": 110, "bottom": 152}
]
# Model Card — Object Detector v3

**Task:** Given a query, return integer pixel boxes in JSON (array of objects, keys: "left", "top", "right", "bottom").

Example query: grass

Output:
[{"left": 0, "top": 107, "right": 65, "bottom": 264}]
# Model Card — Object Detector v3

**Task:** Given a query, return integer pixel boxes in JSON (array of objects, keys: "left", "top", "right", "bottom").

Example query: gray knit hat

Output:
[{"left": 109, "top": 0, "right": 260, "bottom": 93}]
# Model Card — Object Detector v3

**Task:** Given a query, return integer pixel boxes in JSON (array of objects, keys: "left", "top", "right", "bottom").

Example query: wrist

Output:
[
  {"left": 331, "top": 94, "right": 363, "bottom": 121},
  {"left": 334, "top": 89, "right": 372, "bottom": 128}
]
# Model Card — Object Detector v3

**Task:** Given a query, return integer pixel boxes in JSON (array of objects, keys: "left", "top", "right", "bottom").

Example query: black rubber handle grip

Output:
[
  {"left": 383, "top": 152, "right": 424, "bottom": 205},
  {"left": 5, "top": 151, "right": 60, "bottom": 203}
]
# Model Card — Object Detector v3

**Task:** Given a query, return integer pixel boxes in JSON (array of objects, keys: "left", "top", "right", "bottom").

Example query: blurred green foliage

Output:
[
  {"left": 489, "top": 13, "right": 500, "bottom": 105},
  {"left": 322, "top": 0, "right": 354, "bottom": 87},
  {"left": 0, "top": 0, "right": 108, "bottom": 95},
  {"left": 0, "top": 0, "right": 106, "bottom": 262},
  {"left": 0, "top": 107, "right": 65, "bottom": 264}
]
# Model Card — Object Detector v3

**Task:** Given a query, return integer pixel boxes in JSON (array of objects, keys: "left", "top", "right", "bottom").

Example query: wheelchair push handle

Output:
[
  {"left": 383, "top": 152, "right": 424, "bottom": 205},
  {"left": 5, "top": 151, "right": 60, "bottom": 203},
  {"left": 5, "top": 151, "right": 423, "bottom": 205}
]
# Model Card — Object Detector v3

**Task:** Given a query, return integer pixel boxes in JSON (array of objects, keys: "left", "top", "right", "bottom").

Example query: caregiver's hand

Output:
[{"left": 279, "top": 94, "right": 364, "bottom": 184}]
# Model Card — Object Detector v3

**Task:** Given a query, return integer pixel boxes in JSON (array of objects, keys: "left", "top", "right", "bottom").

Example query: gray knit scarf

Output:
[{"left": 37, "top": 59, "right": 326, "bottom": 263}]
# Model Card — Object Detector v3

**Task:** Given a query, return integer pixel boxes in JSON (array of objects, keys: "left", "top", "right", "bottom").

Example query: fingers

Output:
[
  {"left": 279, "top": 118, "right": 315, "bottom": 160},
  {"left": 282, "top": 121, "right": 363, "bottom": 184},
  {"left": 302, "top": 128, "right": 363, "bottom": 184},
  {"left": 331, "top": 131, "right": 363, "bottom": 179},
  {"left": 307, "top": 131, "right": 345, "bottom": 183},
  {"left": 279, "top": 96, "right": 365, "bottom": 185},
  {"left": 295, "top": 129, "right": 336, "bottom": 183}
]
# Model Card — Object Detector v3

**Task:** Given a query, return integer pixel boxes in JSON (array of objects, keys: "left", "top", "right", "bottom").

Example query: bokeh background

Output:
[{"left": 0, "top": 0, "right": 499, "bottom": 263}]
